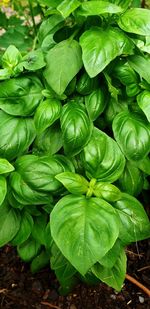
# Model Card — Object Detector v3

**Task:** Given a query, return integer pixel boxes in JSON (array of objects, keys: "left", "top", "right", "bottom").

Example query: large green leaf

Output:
[
  {"left": 0, "top": 202, "right": 20, "bottom": 247},
  {"left": 14, "top": 154, "right": 75, "bottom": 193},
  {"left": 80, "top": 27, "right": 133, "bottom": 77},
  {"left": 0, "top": 158, "right": 14, "bottom": 174},
  {"left": 60, "top": 102, "right": 93, "bottom": 156},
  {"left": 137, "top": 91, "right": 150, "bottom": 123},
  {"left": 76, "top": 1, "right": 123, "bottom": 16},
  {"left": 98, "top": 239, "right": 123, "bottom": 269},
  {"left": 0, "top": 176, "right": 7, "bottom": 206},
  {"left": 0, "top": 76, "right": 43, "bottom": 116},
  {"left": 50, "top": 195, "right": 120, "bottom": 275},
  {"left": 113, "top": 111, "right": 150, "bottom": 161},
  {"left": 92, "top": 249, "right": 127, "bottom": 291},
  {"left": 44, "top": 39, "right": 83, "bottom": 95},
  {"left": 118, "top": 8, "right": 150, "bottom": 36},
  {"left": 57, "top": 0, "right": 81, "bottom": 18},
  {"left": 113, "top": 193, "right": 150, "bottom": 244},
  {"left": 0, "top": 111, "right": 36, "bottom": 161},
  {"left": 34, "top": 98, "right": 62, "bottom": 134},
  {"left": 11, "top": 211, "right": 34, "bottom": 246},
  {"left": 80, "top": 127, "right": 125, "bottom": 182}
]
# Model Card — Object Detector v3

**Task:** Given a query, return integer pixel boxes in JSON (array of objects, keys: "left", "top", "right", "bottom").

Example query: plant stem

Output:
[
  {"left": 28, "top": 0, "right": 37, "bottom": 37},
  {"left": 125, "top": 273, "right": 150, "bottom": 297}
]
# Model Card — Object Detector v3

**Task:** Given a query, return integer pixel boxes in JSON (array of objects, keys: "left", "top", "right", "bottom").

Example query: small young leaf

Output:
[
  {"left": 0, "top": 158, "right": 14, "bottom": 174},
  {"left": 21, "top": 49, "right": 46, "bottom": 71},
  {"left": 55, "top": 172, "right": 89, "bottom": 194},
  {"left": 17, "top": 238, "right": 41, "bottom": 262},
  {"left": 94, "top": 182, "right": 121, "bottom": 202},
  {"left": 137, "top": 91, "right": 150, "bottom": 122},
  {"left": 57, "top": 0, "right": 81, "bottom": 18},
  {"left": 2, "top": 45, "right": 22, "bottom": 70},
  {"left": 76, "top": 1, "right": 123, "bottom": 16},
  {"left": 31, "top": 250, "right": 50, "bottom": 273},
  {"left": 85, "top": 88, "right": 106, "bottom": 121}
]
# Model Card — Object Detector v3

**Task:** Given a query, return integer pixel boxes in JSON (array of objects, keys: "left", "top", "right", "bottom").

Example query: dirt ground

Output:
[{"left": 0, "top": 239, "right": 150, "bottom": 309}]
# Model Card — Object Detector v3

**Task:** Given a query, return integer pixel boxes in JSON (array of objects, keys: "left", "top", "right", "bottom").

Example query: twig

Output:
[
  {"left": 138, "top": 265, "right": 150, "bottom": 272},
  {"left": 41, "top": 301, "right": 61, "bottom": 309},
  {"left": 28, "top": 0, "right": 37, "bottom": 37},
  {"left": 125, "top": 274, "right": 150, "bottom": 297}
]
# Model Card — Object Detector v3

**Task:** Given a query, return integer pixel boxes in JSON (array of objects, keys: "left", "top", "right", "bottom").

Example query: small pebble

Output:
[
  {"left": 139, "top": 296, "right": 145, "bottom": 303},
  {"left": 110, "top": 294, "right": 116, "bottom": 300}
]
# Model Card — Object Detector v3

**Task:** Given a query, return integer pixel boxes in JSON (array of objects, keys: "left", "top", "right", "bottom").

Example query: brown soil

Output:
[{"left": 0, "top": 240, "right": 150, "bottom": 309}]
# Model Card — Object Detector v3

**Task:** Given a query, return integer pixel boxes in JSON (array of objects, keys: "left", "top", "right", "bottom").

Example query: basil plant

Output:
[{"left": 0, "top": 0, "right": 150, "bottom": 295}]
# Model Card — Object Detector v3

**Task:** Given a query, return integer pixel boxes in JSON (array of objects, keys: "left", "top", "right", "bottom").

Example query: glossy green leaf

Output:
[
  {"left": 80, "top": 27, "right": 133, "bottom": 77},
  {"left": 17, "top": 238, "right": 41, "bottom": 262},
  {"left": 0, "top": 202, "right": 20, "bottom": 247},
  {"left": 51, "top": 195, "right": 119, "bottom": 275},
  {"left": 9, "top": 172, "right": 53, "bottom": 206},
  {"left": 34, "top": 99, "right": 62, "bottom": 134},
  {"left": 33, "top": 123, "right": 63, "bottom": 155},
  {"left": 128, "top": 55, "right": 150, "bottom": 84},
  {"left": 0, "top": 76, "right": 43, "bottom": 116},
  {"left": 38, "top": 15, "right": 64, "bottom": 43},
  {"left": 55, "top": 172, "right": 89, "bottom": 194},
  {"left": 76, "top": 72, "right": 99, "bottom": 95},
  {"left": 14, "top": 154, "right": 74, "bottom": 193},
  {"left": 60, "top": 102, "right": 93, "bottom": 156},
  {"left": 31, "top": 250, "right": 50, "bottom": 273},
  {"left": 104, "top": 97, "right": 129, "bottom": 126},
  {"left": 32, "top": 213, "right": 48, "bottom": 245},
  {"left": 118, "top": 161, "right": 144, "bottom": 196},
  {"left": 0, "top": 158, "right": 14, "bottom": 174},
  {"left": 44, "top": 39, "right": 82, "bottom": 95},
  {"left": 76, "top": 1, "right": 123, "bottom": 16},
  {"left": 113, "top": 111, "right": 150, "bottom": 161},
  {"left": 137, "top": 91, "right": 150, "bottom": 123},
  {"left": 92, "top": 249, "right": 126, "bottom": 291},
  {"left": 113, "top": 193, "right": 150, "bottom": 244},
  {"left": 94, "top": 182, "right": 121, "bottom": 202},
  {"left": 98, "top": 239, "right": 123, "bottom": 269},
  {"left": 118, "top": 8, "right": 150, "bottom": 36},
  {"left": 80, "top": 127, "right": 125, "bottom": 182},
  {"left": 133, "top": 157, "right": 150, "bottom": 175},
  {"left": 0, "top": 111, "right": 36, "bottom": 161},
  {"left": 2, "top": 45, "right": 22, "bottom": 70},
  {"left": 85, "top": 88, "right": 106, "bottom": 121},
  {"left": 0, "top": 176, "right": 7, "bottom": 205},
  {"left": 57, "top": 0, "right": 80, "bottom": 18},
  {"left": 11, "top": 211, "right": 34, "bottom": 245}
]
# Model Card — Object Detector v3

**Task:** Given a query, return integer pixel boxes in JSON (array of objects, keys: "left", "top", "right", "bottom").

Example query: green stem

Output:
[{"left": 28, "top": 0, "right": 37, "bottom": 37}]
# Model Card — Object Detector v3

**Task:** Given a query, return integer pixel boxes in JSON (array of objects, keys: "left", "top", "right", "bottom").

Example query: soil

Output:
[{"left": 0, "top": 239, "right": 150, "bottom": 309}]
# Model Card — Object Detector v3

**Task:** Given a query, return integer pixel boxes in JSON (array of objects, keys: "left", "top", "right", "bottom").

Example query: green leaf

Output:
[
  {"left": 80, "top": 27, "right": 133, "bottom": 77},
  {"left": 118, "top": 160, "right": 144, "bottom": 196},
  {"left": 50, "top": 241, "right": 77, "bottom": 294},
  {"left": 33, "top": 123, "right": 63, "bottom": 155},
  {"left": 14, "top": 154, "right": 75, "bottom": 193},
  {"left": 57, "top": 0, "right": 81, "bottom": 18},
  {"left": 113, "top": 193, "right": 150, "bottom": 244},
  {"left": 98, "top": 239, "right": 123, "bottom": 269},
  {"left": 55, "top": 172, "right": 89, "bottom": 194},
  {"left": 133, "top": 157, "right": 150, "bottom": 175},
  {"left": 80, "top": 127, "right": 125, "bottom": 182},
  {"left": 76, "top": 1, "right": 123, "bottom": 16},
  {"left": 128, "top": 55, "right": 150, "bottom": 84},
  {"left": 44, "top": 39, "right": 83, "bottom": 95},
  {"left": 0, "top": 202, "right": 20, "bottom": 247},
  {"left": 92, "top": 249, "right": 127, "bottom": 291},
  {"left": 0, "top": 111, "right": 36, "bottom": 161},
  {"left": 11, "top": 211, "right": 34, "bottom": 245},
  {"left": 0, "top": 176, "right": 7, "bottom": 205},
  {"left": 21, "top": 49, "right": 46, "bottom": 71},
  {"left": 38, "top": 15, "right": 64, "bottom": 43},
  {"left": 0, "top": 158, "right": 14, "bottom": 174},
  {"left": 2, "top": 45, "right": 22, "bottom": 70},
  {"left": 50, "top": 195, "right": 119, "bottom": 275},
  {"left": 118, "top": 8, "right": 150, "bottom": 36},
  {"left": 85, "top": 88, "right": 106, "bottom": 121},
  {"left": 0, "top": 76, "right": 43, "bottom": 116},
  {"left": 32, "top": 213, "right": 48, "bottom": 245},
  {"left": 9, "top": 172, "right": 53, "bottom": 206},
  {"left": 94, "top": 182, "right": 121, "bottom": 202},
  {"left": 113, "top": 111, "right": 150, "bottom": 161},
  {"left": 61, "top": 102, "right": 93, "bottom": 156},
  {"left": 17, "top": 238, "right": 41, "bottom": 262},
  {"left": 31, "top": 250, "right": 50, "bottom": 273},
  {"left": 34, "top": 99, "right": 62, "bottom": 134},
  {"left": 0, "top": 68, "right": 11, "bottom": 81},
  {"left": 137, "top": 91, "right": 150, "bottom": 123}
]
